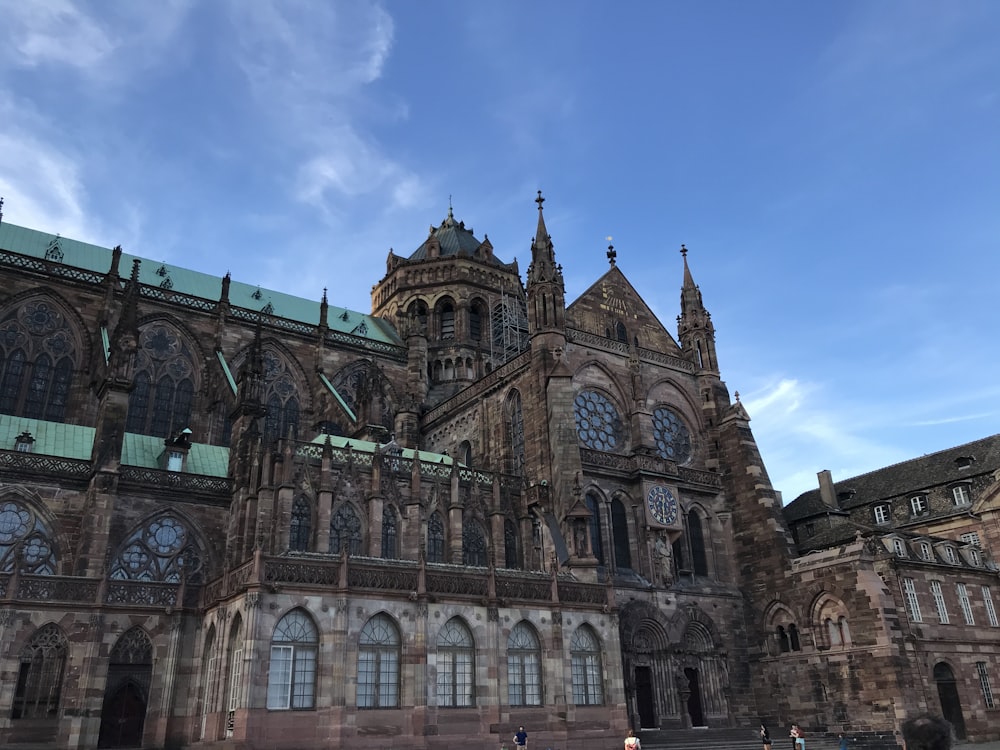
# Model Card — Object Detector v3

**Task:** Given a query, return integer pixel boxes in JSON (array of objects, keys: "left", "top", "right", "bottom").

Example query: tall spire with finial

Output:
[
  {"left": 527, "top": 190, "right": 561, "bottom": 286},
  {"left": 676, "top": 244, "right": 718, "bottom": 373}
]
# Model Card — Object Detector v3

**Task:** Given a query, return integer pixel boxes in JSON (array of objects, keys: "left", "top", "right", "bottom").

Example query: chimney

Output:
[{"left": 818, "top": 470, "right": 838, "bottom": 508}]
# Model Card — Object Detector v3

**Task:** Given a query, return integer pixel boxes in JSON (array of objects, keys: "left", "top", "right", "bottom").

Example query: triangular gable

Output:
[{"left": 567, "top": 265, "right": 681, "bottom": 354}]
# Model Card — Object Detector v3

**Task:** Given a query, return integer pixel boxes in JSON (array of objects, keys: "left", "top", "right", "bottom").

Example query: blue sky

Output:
[{"left": 1, "top": 0, "right": 998, "bottom": 501}]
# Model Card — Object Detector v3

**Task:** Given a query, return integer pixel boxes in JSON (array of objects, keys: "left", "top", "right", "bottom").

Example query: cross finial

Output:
[
  {"left": 536, "top": 190, "right": 545, "bottom": 210},
  {"left": 448, "top": 194, "right": 453, "bottom": 219},
  {"left": 680, "top": 244, "right": 688, "bottom": 258},
  {"left": 735, "top": 390, "right": 741, "bottom": 403},
  {"left": 606, "top": 239, "right": 616, "bottom": 267}
]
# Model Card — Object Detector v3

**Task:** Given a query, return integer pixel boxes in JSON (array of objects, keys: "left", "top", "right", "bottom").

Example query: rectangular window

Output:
[
  {"left": 977, "top": 662, "right": 995, "bottom": 709},
  {"left": 960, "top": 532, "right": 982, "bottom": 548},
  {"left": 267, "top": 646, "right": 293, "bottom": 709},
  {"left": 874, "top": 505, "right": 890, "bottom": 525},
  {"left": 952, "top": 485, "right": 971, "bottom": 505},
  {"left": 930, "top": 581, "right": 950, "bottom": 624},
  {"left": 983, "top": 586, "right": 999, "bottom": 627},
  {"left": 910, "top": 496, "right": 927, "bottom": 515},
  {"left": 957, "top": 583, "right": 976, "bottom": 625},
  {"left": 893, "top": 539, "right": 906, "bottom": 557},
  {"left": 903, "top": 578, "right": 922, "bottom": 622}
]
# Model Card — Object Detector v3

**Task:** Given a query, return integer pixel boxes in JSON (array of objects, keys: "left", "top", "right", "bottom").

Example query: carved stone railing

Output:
[
  {"left": 0, "top": 450, "right": 92, "bottom": 480},
  {"left": 325, "top": 328, "right": 407, "bottom": 359},
  {"left": 421, "top": 349, "right": 531, "bottom": 427},
  {"left": 15, "top": 575, "right": 101, "bottom": 602},
  {"left": 0, "top": 573, "right": 200, "bottom": 610},
  {"left": 119, "top": 465, "right": 232, "bottom": 497},
  {"left": 566, "top": 328, "right": 695, "bottom": 373},
  {"left": 204, "top": 554, "right": 607, "bottom": 609},
  {"left": 579, "top": 448, "right": 721, "bottom": 488},
  {"left": 140, "top": 284, "right": 215, "bottom": 311},
  {"left": 105, "top": 580, "right": 180, "bottom": 607},
  {"left": 0, "top": 249, "right": 105, "bottom": 285}
]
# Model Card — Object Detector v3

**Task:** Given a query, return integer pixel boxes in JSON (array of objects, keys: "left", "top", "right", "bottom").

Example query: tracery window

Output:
[
  {"left": 570, "top": 625, "right": 604, "bottom": 705},
  {"left": 109, "top": 514, "right": 204, "bottom": 583},
  {"left": 0, "top": 299, "right": 78, "bottom": 421},
  {"left": 331, "top": 360, "right": 394, "bottom": 432},
  {"left": 289, "top": 496, "right": 311, "bottom": 552},
  {"left": 652, "top": 406, "right": 692, "bottom": 463},
  {"left": 507, "top": 622, "right": 542, "bottom": 706},
  {"left": 586, "top": 493, "right": 604, "bottom": 565},
  {"left": 382, "top": 505, "right": 399, "bottom": 559},
  {"left": 504, "top": 390, "right": 525, "bottom": 476},
  {"left": 611, "top": 497, "right": 631, "bottom": 570},
  {"left": 329, "top": 503, "right": 363, "bottom": 556},
  {"left": 0, "top": 498, "right": 58, "bottom": 575},
  {"left": 261, "top": 349, "right": 300, "bottom": 445},
  {"left": 125, "top": 323, "right": 196, "bottom": 437},
  {"left": 12, "top": 623, "right": 67, "bottom": 719},
  {"left": 462, "top": 519, "right": 488, "bottom": 567},
  {"left": 267, "top": 610, "right": 318, "bottom": 710},
  {"left": 503, "top": 518, "right": 519, "bottom": 569},
  {"left": 427, "top": 512, "right": 445, "bottom": 563},
  {"left": 574, "top": 390, "right": 624, "bottom": 452},
  {"left": 437, "top": 618, "right": 475, "bottom": 707},
  {"left": 688, "top": 510, "right": 708, "bottom": 576},
  {"left": 358, "top": 614, "right": 400, "bottom": 709}
]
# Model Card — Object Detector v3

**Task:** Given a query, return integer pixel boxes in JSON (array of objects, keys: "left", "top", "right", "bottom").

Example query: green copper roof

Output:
[
  {"left": 0, "top": 415, "right": 94, "bottom": 460},
  {"left": 0, "top": 222, "right": 402, "bottom": 346},
  {"left": 122, "top": 433, "right": 230, "bottom": 477}
]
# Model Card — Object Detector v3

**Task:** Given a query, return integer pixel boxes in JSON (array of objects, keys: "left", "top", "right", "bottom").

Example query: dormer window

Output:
[
  {"left": 955, "top": 455, "right": 975, "bottom": 470},
  {"left": 919, "top": 542, "right": 933, "bottom": 561},
  {"left": 14, "top": 431, "right": 35, "bottom": 453},
  {"left": 909, "top": 495, "right": 928, "bottom": 516},
  {"left": 945, "top": 546, "right": 958, "bottom": 564},
  {"left": 166, "top": 450, "right": 184, "bottom": 472},
  {"left": 969, "top": 548, "right": 982, "bottom": 567},
  {"left": 893, "top": 539, "right": 907, "bottom": 557},
  {"left": 874, "top": 504, "right": 891, "bottom": 525},
  {"left": 163, "top": 429, "right": 192, "bottom": 472},
  {"left": 952, "top": 485, "right": 971, "bottom": 506}
]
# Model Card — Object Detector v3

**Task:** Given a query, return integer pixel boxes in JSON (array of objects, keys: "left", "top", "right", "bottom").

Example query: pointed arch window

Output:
[
  {"left": 615, "top": 321, "right": 627, "bottom": 343},
  {"left": 0, "top": 499, "right": 58, "bottom": 575},
  {"left": 109, "top": 514, "right": 204, "bottom": 583},
  {"left": 126, "top": 324, "right": 196, "bottom": 437},
  {"left": 225, "top": 616, "right": 244, "bottom": 723},
  {"left": 289, "top": 496, "right": 311, "bottom": 552},
  {"left": 437, "top": 618, "right": 475, "bottom": 707},
  {"left": 504, "top": 390, "right": 525, "bottom": 476},
  {"left": 258, "top": 349, "right": 301, "bottom": 445},
  {"left": 267, "top": 610, "right": 318, "bottom": 709},
  {"left": 504, "top": 518, "right": 520, "bottom": 569},
  {"left": 358, "top": 614, "right": 400, "bottom": 708},
  {"left": 462, "top": 519, "right": 488, "bottom": 567},
  {"left": 507, "top": 622, "right": 542, "bottom": 706},
  {"left": 570, "top": 625, "right": 604, "bottom": 705},
  {"left": 329, "top": 504, "right": 363, "bottom": 556},
  {"left": 427, "top": 512, "right": 445, "bottom": 563},
  {"left": 611, "top": 497, "right": 631, "bottom": 570},
  {"left": 688, "top": 510, "right": 708, "bottom": 576},
  {"left": 0, "top": 299, "right": 79, "bottom": 422},
  {"left": 586, "top": 493, "right": 604, "bottom": 565},
  {"left": 12, "top": 623, "right": 67, "bottom": 719},
  {"left": 382, "top": 505, "right": 399, "bottom": 559}
]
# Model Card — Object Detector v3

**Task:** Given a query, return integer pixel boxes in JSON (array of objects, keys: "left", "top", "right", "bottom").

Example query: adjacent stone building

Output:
[{"left": 0, "top": 195, "right": 997, "bottom": 749}]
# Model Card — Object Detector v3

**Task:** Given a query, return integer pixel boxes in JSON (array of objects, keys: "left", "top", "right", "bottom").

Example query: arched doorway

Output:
[
  {"left": 684, "top": 667, "right": 705, "bottom": 727},
  {"left": 98, "top": 628, "right": 152, "bottom": 748},
  {"left": 934, "top": 662, "right": 966, "bottom": 739}
]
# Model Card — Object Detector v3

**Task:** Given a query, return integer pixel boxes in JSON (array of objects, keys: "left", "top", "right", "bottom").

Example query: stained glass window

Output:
[
  {"left": 437, "top": 618, "right": 474, "bottom": 707},
  {"left": 358, "top": 614, "right": 400, "bottom": 708},
  {"left": 12, "top": 624, "right": 67, "bottom": 719},
  {"left": 462, "top": 520, "right": 488, "bottom": 567},
  {"left": 427, "top": 513, "right": 445, "bottom": 563},
  {"left": 329, "top": 504, "right": 363, "bottom": 556},
  {"left": 126, "top": 324, "right": 196, "bottom": 438},
  {"left": 652, "top": 406, "right": 692, "bottom": 463},
  {"left": 289, "top": 496, "right": 311, "bottom": 552},
  {"left": 503, "top": 519, "right": 519, "bottom": 569},
  {"left": 381, "top": 505, "right": 398, "bottom": 559},
  {"left": 109, "top": 514, "right": 204, "bottom": 583},
  {"left": 574, "top": 390, "right": 624, "bottom": 452},
  {"left": 505, "top": 390, "right": 525, "bottom": 475},
  {"left": 0, "top": 499, "right": 57, "bottom": 575},
  {"left": 570, "top": 625, "right": 604, "bottom": 705}
]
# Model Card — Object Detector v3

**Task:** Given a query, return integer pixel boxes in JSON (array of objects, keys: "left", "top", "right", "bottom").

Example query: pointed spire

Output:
[
  {"left": 118, "top": 259, "right": 141, "bottom": 339},
  {"left": 534, "top": 190, "right": 548, "bottom": 246},
  {"left": 527, "top": 190, "right": 561, "bottom": 286},
  {"left": 681, "top": 243, "right": 695, "bottom": 288},
  {"left": 676, "top": 244, "right": 718, "bottom": 374},
  {"left": 319, "top": 287, "right": 329, "bottom": 329}
]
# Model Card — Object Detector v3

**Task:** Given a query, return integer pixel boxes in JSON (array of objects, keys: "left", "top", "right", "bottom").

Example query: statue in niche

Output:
[{"left": 654, "top": 532, "right": 673, "bottom": 585}]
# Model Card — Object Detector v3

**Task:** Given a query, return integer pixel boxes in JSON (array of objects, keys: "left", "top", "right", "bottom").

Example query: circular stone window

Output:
[
  {"left": 652, "top": 406, "right": 692, "bottom": 463},
  {"left": 574, "top": 390, "right": 624, "bottom": 451}
]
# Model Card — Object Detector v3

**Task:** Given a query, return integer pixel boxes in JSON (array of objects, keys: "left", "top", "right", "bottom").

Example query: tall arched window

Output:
[
  {"left": 256, "top": 348, "right": 301, "bottom": 445},
  {"left": 125, "top": 323, "right": 197, "bottom": 437},
  {"left": 0, "top": 299, "right": 78, "bottom": 421},
  {"left": 109, "top": 513, "right": 204, "bottom": 583},
  {"left": 427, "top": 512, "right": 445, "bottom": 563},
  {"left": 507, "top": 622, "right": 542, "bottom": 706},
  {"left": 225, "top": 615, "right": 244, "bottom": 728},
  {"left": 12, "top": 623, "right": 67, "bottom": 720},
  {"left": 289, "top": 496, "right": 311, "bottom": 552},
  {"left": 382, "top": 505, "right": 399, "bottom": 559},
  {"left": 437, "top": 618, "right": 475, "bottom": 707},
  {"left": 611, "top": 498, "right": 631, "bottom": 570},
  {"left": 267, "top": 610, "right": 318, "bottom": 709},
  {"left": 688, "top": 510, "right": 708, "bottom": 576},
  {"left": 504, "top": 519, "right": 519, "bottom": 569},
  {"left": 329, "top": 504, "right": 363, "bottom": 556},
  {"left": 570, "top": 625, "right": 604, "bottom": 705},
  {"left": 0, "top": 498, "right": 57, "bottom": 574},
  {"left": 438, "top": 298, "right": 456, "bottom": 339},
  {"left": 586, "top": 493, "right": 604, "bottom": 565},
  {"left": 469, "top": 301, "right": 485, "bottom": 343},
  {"left": 504, "top": 390, "right": 525, "bottom": 476},
  {"left": 462, "top": 520, "right": 488, "bottom": 567},
  {"left": 358, "top": 614, "right": 400, "bottom": 708}
]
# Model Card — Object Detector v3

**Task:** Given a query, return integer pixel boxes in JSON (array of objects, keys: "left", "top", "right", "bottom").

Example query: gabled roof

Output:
[
  {"left": 0, "top": 222, "right": 401, "bottom": 346},
  {"left": 785, "top": 433, "right": 1000, "bottom": 522}
]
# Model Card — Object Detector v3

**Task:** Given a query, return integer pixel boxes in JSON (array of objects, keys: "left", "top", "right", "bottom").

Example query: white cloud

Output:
[{"left": 1, "top": 0, "right": 117, "bottom": 70}]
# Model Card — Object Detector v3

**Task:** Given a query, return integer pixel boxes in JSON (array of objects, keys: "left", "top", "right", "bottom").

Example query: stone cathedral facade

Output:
[{"left": 0, "top": 194, "right": 998, "bottom": 750}]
